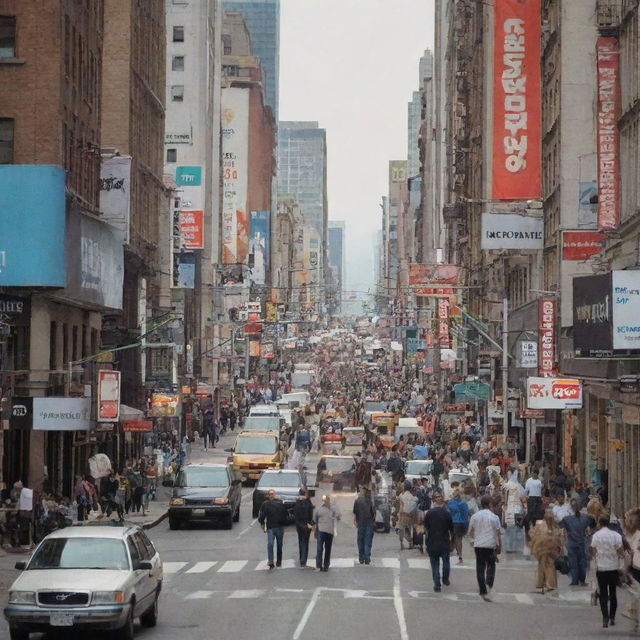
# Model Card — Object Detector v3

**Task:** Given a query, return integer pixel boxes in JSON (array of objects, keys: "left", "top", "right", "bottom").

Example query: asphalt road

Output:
[{"left": 1, "top": 432, "right": 636, "bottom": 639}]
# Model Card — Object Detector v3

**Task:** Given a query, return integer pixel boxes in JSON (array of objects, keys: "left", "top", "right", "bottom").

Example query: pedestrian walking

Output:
[
  {"left": 353, "top": 487, "right": 375, "bottom": 565},
  {"left": 293, "top": 489, "right": 314, "bottom": 568},
  {"left": 315, "top": 494, "right": 341, "bottom": 572},
  {"left": 398, "top": 481, "right": 418, "bottom": 550},
  {"left": 591, "top": 514, "right": 624, "bottom": 628},
  {"left": 525, "top": 470, "right": 544, "bottom": 539},
  {"left": 424, "top": 489, "right": 453, "bottom": 592},
  {"left": 530, "top": 509, "right": 563, "bottom": 593},
  {"left": 448, "top": 483, "right": 470, "bottom": 564},
  {"left": 469, "top": 494, "right": 502, "bottom": 601},
  {"left": 258, "top": 489, "right": 288, "bottom": 569},
  {"left": 560, "top": 499, "right": 594, "bottom": 586}
]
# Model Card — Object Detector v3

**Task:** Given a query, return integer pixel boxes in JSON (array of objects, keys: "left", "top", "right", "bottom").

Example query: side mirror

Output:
[
  {"left": 136, "top": 561, "right": 153, "bottom": 571},
  {"left": 162, "top": 478, "right": 174, "bottom": 487},
  {"left": 14, "top": 561, "right": 26, "bottom": 571}
]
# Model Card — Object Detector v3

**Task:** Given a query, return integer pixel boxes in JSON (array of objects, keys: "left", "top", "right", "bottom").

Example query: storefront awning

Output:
[{"left": 120, "top": 404, "right": 144, "bottom": 421}]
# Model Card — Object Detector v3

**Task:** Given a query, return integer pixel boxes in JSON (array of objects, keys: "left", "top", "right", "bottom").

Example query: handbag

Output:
[
  {"left": 590, "top": 586, "right": 600, "bottom": 606},
  {"left": 555, "top": 554, "right": 570, "bottom": 575}
]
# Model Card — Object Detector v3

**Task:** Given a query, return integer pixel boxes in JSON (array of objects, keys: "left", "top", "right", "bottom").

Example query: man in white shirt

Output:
[
  {"left": 524, "top": 470, "right": 544, "bottom": 536},
  {"left": 469, "top": 494, "right": 502, "bottom": 601},
  {"left": 551, "top": 492, "right": 572, "bottom": 523}
]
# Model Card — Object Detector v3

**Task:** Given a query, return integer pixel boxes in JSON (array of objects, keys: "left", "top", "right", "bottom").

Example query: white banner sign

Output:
[
  {"left": 526, "top": 377, "right": 583, "bottom": 409},
  {"left": 612, "top": 270, "right": 640, "bottom": 350},
  {"left": 520, "top": 341, "right": 538, "bottom": 368},
  {"left": 33, "top": 397, "right": 91, "bottom": 431},
  {"left": 481, "top": 213, "right": 543, "bottom": 250},
  {"left": 100, "top": 156, "right": 131, "bottom": 244}
]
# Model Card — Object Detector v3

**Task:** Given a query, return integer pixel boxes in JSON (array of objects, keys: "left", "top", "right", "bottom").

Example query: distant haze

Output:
[{"left": 280, "top": 0, "right": 435, "bottom": 306}]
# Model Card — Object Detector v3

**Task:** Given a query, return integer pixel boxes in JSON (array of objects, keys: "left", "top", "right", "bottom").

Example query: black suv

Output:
[
  {"left": 169, "top": 463, "right": 242, "bottom": 530},
  {"left": 252, "top": 469, "right": 305, "bottom": 519}
]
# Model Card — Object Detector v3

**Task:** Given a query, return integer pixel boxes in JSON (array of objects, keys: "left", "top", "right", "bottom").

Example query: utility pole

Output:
[{"left": 502, "top": 297, "right": 509, "bottom": 439}]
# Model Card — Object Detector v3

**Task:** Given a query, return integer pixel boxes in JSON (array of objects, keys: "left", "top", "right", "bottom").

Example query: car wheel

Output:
[
  {"left": 9, "top": 627, "right": 29, "bottom": 640},
  {"left": 384, "top": 524, "right": 391, "bottom": 533},
  {"left": 117, "top": 605, "right": 135, "bottom": 640},
  {"left": 223, "top": 513, "right": 233, "bottom": 529},
  {"left": 140, "top": 591, "right": 159, "bottom": 628},
  {"left": 169, "top": 517, "right": 180, "bottom": 530},
  {"left": 233, "top": 504, "right": 240, "bottom": 522},
  {"left": 252, "top": 505, "right": 259, "bottom": 518}
]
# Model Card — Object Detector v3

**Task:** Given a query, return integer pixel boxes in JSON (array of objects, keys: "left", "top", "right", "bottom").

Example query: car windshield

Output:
[
  {"left": 325, "top": 457, "right": 355, "bottom": 472},
  {"left": 405, "top": 461, "right": 432, "bottom": 475},
  {"left": 177, "top": 467, "right": 229, "bottom": 488},
  {"left": 243, "top": 417, "right": 279, "bottom": 431},
  {"left": 365, "top": 402, "right": 386, "bottom": 412},
  {"left": 29, "top": 538, "right": 129, "bottom": 570},
  {"left": 235, "top": 436, "right": 277, "bottom": 454},
  {"left": 258, "top": 472, "right": 300, "bottom": 488}
]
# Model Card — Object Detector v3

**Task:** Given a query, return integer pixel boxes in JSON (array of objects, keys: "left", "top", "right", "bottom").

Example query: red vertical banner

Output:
[
  {"left": 492, "top": 0, "right": 541, "bottom": 200},
  {"left": 438, "top": 299, "right": 451, "bottom": 349},
  {"left": 538, "top": 298, "right": 556, "bottom": 377},
  {"left": 596, "top": 37, "right": 620, "bottom": 230}
]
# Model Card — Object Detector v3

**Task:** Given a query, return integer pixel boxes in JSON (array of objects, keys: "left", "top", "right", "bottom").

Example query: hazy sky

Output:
[{"left": 280, "top": 0, "right": 435, "bottom": 299}]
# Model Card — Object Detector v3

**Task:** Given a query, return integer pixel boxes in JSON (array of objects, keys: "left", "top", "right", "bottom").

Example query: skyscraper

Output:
[
  {"left": 328, "top": 221, "right": 346, "bottom": 313},
  {"left": 222, "top": 0, "right": 280, "bottom": 118}
]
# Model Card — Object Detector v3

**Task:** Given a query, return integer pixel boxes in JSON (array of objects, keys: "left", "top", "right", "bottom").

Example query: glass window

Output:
[
  {"left": 324, "top": 457, "right": 355, "bottom": 472},
  {"left": 167, "top": 148, "right": 177, "bottom": 163},
  {"left": 127, "top": 537, "right": 141, "bottom": 565},
  {"left": 29, "top": 538, "right": 129, "bottom": 570},
  {"left": 171, "top": 85, "right": 184, "bottom": 102},
  {"left": 133, "top": 532, "right": 152, "bottom": 561},
  {"left": 137, "top": 531, "right": 157, "bottom": 559},
  {"left": 234, "top": 436, "right": 278, "bottom": 455},
  {"left": 173, "top": 26, "right": 184, "bottom": 42},
  {"left": 172, "top": 55, "right": 184, "bottom": 71},
  {"left": 0, "top": 16, "right": 16, "bottom": 58},
  {"left": 176, "top": 467, "right": 230, "bottom": 488},
  {"left": 0, "top": 118, "right": 13, "bottom": 164},
  {"left": 258, "top": 472, "right": 301, "bottom": 488},
  {"left": 222, "top": 35, "right": 231, "bottom": 55}
]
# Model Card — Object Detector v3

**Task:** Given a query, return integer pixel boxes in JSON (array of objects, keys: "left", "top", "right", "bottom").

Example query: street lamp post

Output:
[{"left": 502, "top": 298, "right": 509, "bottom": 439}]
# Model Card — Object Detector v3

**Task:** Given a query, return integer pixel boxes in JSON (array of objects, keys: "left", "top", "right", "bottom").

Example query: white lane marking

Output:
[
  {"left": 329, "top": 558, "right": 354, "bottom": 568},
  {"left": 255, "top": 560, "right": 270, "bottom": 571},
  {"left": 281, "top": 558, "right": 296, "bottom": 569},
  {"left": 393, "top": 572, "right": 409, "bottom": 640},
  {"left": 344, "top": 590, "right": 368, "bottom": 598},
  {"left": 186, "top": 561, "right": 217, "bottom": 574},
  {"left": 185, "top": 590, "right": 215, "bottom": 600},
  {"left": 164, "top": 562, "right": 188, "bottom": 574},
  {"left": 407, "top": 558, "right": 429, "bottom": 569},
  {"left": 292, "top": 587, "right": 322, "bottom": 640},
  {"left": 515, "top": 593, "right": 535, "bottom": 605},
  {"left": 276, "top": 588, "right": 305, "bottom": 593},
  {"left": 218, "top": 560, "right": 248, "bottom": 573},
  {"left": 235, "top": 518, "right": 258, "bottom": 539},
  {"left": 380, "top": 557, "right": 400, "bottom": 569},
  {"left": 229, "top": 589, "right": 265, "bottom": 599}
]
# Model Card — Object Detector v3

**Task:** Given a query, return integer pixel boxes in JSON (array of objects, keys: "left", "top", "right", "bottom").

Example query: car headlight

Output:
[
  {"left": 9, "top": 591, "right": 36, "bottom": 604},
  {"left": 92, "top": 591, "right": 124, "bottom": 604},
  {"left": 170, "top": 497, "right": 184, "bottom": 506},
  {"left": 213, "top": 497, "right": 229, "bottom": 505}
]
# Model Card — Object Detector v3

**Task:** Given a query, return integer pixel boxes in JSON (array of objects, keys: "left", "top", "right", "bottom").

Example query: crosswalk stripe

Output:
[
  {"left": 186, "top": 561, "right": 217, "bottom": 574},
  {"left": 255, "top": 560, "right": 270, "bottom": 571},
  {"left": 164, "top": 562, "right": 188, "bottom": 574},
  {"left": 330, "top": 558, "right": 354, "bottom": 568},
  {"left": 218, "top": 560, "right": 248, "bottom": 573},
  {"left": 229, "top": 589, "right": 266, "bottom": 599},
  {"left": 407, "top": 558, "right": 429, "bottom": 569},
  {"left": 515, "top": 593, "right": 535, "bottom": 605},
  {"left": 185, "top": 590, "right": 215, "bottom": 600},
  {"left": 380, "top": 557, "right": 400, "bottom": 569}
]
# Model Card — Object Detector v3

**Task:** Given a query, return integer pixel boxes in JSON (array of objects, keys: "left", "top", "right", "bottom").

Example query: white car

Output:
[{"left": 4, "top": 525, "right": 162, "bottom": 640}]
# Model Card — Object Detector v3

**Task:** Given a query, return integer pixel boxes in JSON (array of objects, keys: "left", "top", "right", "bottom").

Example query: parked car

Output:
[
  {"left": 316, "top": 455, "right": 356, "bottom": 491},
  {"left": 404, "top": 459, "right": 433, "bottom": 485},
  {"left": 168, "top": 463, "right": 241, "bottom": 530},
  {"left": 252, "top": 469, "right": 306, "bottom": 519},
  {"left": 4, "top": 525, "right": 162, "bottom": 640}
]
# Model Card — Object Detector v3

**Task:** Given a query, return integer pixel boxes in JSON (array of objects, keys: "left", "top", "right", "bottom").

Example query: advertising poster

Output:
[
  {"left": 410, "top": 264, "right": 464, "bottom": 297},
  {"left": 438, "top": 298, "right": 451, "bottom": 349},
  {"left": 249, "top": 211, "right": 270, "bottom": 285},
  {"left": 100, "top": 156, "right": 131, "bottom": 244},
  {"left": 596, "top": 37, "right": 620, "bottom": 230},
  {"left": 179, "top": 210, "right": 204, "bottom": 249},
  {"left": 562, "top": 231, "right": 604, "bottom": 261},
  {"left": 33, "top": 398, "right": 91, "bottom": 431},
  {"left": 527, "top": 377, "right": 583, "bottom": 409},
  {"left": 612, "top": 270, "right": 640, "bottom": 350},
  {"left": 538, "top": 298, "right": 556, "bottom": 377},
  {"left": 491, "top": 0, "right": 541, "bottom": 200},
  {"left": 149, "top": 393, "right": 180, "bottom": 417},
  {"left": 98, "top": 370, "right": 121, "bottom": 422},
  {"left": 578, "top": 181, "right": 598, "bottom": 228},
  {"left": 481, "top": 213, "right": 543, "bottom": 250},
  {"left": 221, "top": 88, "right": 249, "bottom": 264},
  {"left": 520, "top": 341, "right": 538, "bottom": 368}
]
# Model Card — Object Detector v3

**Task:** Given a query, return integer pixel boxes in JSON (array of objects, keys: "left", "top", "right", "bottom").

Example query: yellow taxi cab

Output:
[{"left": 231, "top": 431, "right": 284, "bottom": 482}]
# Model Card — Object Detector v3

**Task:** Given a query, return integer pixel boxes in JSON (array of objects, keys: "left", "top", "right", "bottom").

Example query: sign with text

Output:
[
  {"left": 527, "top": 377, "right": 583, "bottom": 409},
  {"left": 520, "top": 340, "right": 538, "bottom": 368},
  {"left": 491, "top": 0, "right": 542, "bottom": 200},
  {"left": 179, "top": 210, "right": 204, "bottom": 249},
  {"left": 438, "top": 299, "right": 451, "bottom": 349},
  {"left": 612, "top": 270, "right": 640, "bottom": 349},
  {"left": 481, "top": 213, "right": 543, "bottom": 249},
  {"left": 562, "top": 231, "right": 604, "bottom": 261},
  {"left": 98, "top": 370, "right": 120, "bottom": 422},
  {"left": 538, "top": 298, "right": 556, "bottom": 376},
  {"left": 33, "top": 398, "right": 91, "bottom": 431},
  {"left": 596, "top": 37, "right": 620, "bottom": 230},
  {"left": 175, "top": 166, "right": 202, "bottom": 186},
  {"left": 122, "top": 420, "right": 153, "bottom": 433}
]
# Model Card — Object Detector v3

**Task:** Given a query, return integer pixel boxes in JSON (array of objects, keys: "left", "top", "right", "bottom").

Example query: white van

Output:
[
  {"left": 395, "top": 417, "right": 421, "bottom": 443},
  {"left": 249, "top": 404, "right": 280, "bottom": 417}
]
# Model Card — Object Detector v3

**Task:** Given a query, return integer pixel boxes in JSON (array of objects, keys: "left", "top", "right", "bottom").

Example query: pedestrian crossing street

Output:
[{"left": 163, "top": 556, "right": 536, "bottom": 577}]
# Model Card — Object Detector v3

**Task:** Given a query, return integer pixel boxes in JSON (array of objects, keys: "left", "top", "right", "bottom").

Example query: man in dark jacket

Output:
[
  {"left": 424, "top": 489, "right": 454, "bottom": 592},
  {"left": 258, "top": 490, "right": 289, "bottom": 569},
  {"left": 293, "top": 489, "right": 314, "bottom": 568},
  {"left": 353, "top": 487, "right": 376, "bottom": 564}
]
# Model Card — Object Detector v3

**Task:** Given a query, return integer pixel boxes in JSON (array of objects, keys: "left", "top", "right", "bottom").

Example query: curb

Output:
[{"left": 142, "top": 510, "right": 168, "bottom": 530}]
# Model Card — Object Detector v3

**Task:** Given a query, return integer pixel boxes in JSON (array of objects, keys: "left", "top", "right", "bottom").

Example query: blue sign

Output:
[
  {"left": 454, "top": 382, "right": 491, "bottom": 402},
  {"left": 175, "top": 166, "right": 202, "bottom": 186},
  {"left": 0, "top": 165, "right": 66, "bottom": 286}
]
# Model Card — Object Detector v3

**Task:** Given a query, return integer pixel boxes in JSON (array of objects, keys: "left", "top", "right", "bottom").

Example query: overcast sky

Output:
[{"left": 280, "top": 0, "right": 435, "bottom": 301}]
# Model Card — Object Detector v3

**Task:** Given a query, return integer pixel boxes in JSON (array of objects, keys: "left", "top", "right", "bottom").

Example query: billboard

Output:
[
  {"left": 596, "top": 37, "right": 620, "bottom": 230},
  {"left": 562, "top": 231, "right": 604, "bottom": 261},
  {"left": 438, "top": 299, "right": 451, "bottom": 349},
  {"left": 526, "top": 377, "right": 583, "bottom": 409},
  {"left": 491, "top": 0, "right": 541, "bottom": 200},
  {"left": 612, "top": 271, "right": 640, "bottom": 349},
  {"left": 221, "top": 88, "right": 249, "bottom": 265},
  {"left": 0, "top": 165, "right": 66, "bottom": 287},
  {"left": 100, "top": 156, "right": 131, "bottom": 244},
  {"left": 179, "top": 210, "right": 204, "bottom": 249},
  {"left": 33, "top": 397, "right": 91, "bottom": 431},
  {"left": 520, "top": 341, "right": 538, "bottom": 368},
  {"left": 98, "top": 370, "right": 120, "bottom": 422},
  {"left": 176, "top": 166, "right": 202, "bottom": 186},
  {"left": 409, "top": 264, "right": 464, "bottom": 297},
  {"left": 538, "top": 298, "right": 556, "bottom": 376},
  {"left": 249, "top": 211, "right": 270, "bottom": 285},
  {"left": 481, "top": 213, "right": 543, "bottom": 249}
]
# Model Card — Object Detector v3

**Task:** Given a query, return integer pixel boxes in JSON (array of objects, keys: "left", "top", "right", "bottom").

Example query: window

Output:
[
  {"left": 0, "top": 118, "right": 14, "bottom": 163},
  {"left": 0, "top": 16, "right": 16, "bottom": 58},
  {"left": 172, "top": 55, "right": 184, "bottom": 71},
  {"left": 167, "top": 148, "right": 177, "bottom": 163},
  {"left": 173, "top": 26, "right": 184, "bottom": 42},
  {"left": 126, "top": 537, "right": 141, "bottom": 566},
  {"left": 171, "top": 85, "right": 184, "bottom": 102},
  {"left": 224, "top": 65, "right": 239, "bottom": 76},
  {"left": 222, "top": 34, "right": 232, "bottom": 55}
]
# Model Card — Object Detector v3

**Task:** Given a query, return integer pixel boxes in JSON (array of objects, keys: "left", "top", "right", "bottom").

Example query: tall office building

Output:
[
  {"left": 222, "top": 0, "right": 279, "bottom": 119},
  {"left": 328, "top": 221, "right": 346, "bottom": 314}
]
